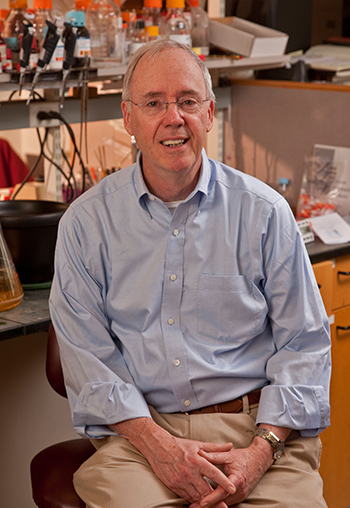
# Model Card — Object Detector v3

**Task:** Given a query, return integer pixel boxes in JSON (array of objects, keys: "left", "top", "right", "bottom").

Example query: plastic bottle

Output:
[
  {"left": 49, "top": 13, "right": 65, "bottom": 69},
  {"left": 2, "top": 0, "right": 28, "bottom": 69},
  {"left": 142, "top": 0, "right": 162, "bottom": 29},
  {"left": 0, "top": 10, "right": 9, "bottom": 71},
  {"left": 85, "top": 0, "right": 123, "bottom": 67},
  {"left": 130, "top": 19, "right": 147, "bottom": 56},
  {"left": 188, "top": 0, "right": 209, "bottom": 56},
  {"left": 66, "top": 1, "right": 91, "bottom": 67},
  {"left": 160, "top": 0, "right": 191, "bottom": 47},
  {"left": 32, "top": 0, "right": 54, "bottom": 48}
]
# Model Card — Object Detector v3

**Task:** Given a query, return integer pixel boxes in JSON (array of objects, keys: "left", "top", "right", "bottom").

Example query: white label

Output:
[
  {"left": 49, "top": 42, "right": 64, "bottom": 70},
  {"left": 130, "top": 41, "right": 145, "bottom": 55},
  {"left": 169, "top": 34, "right": 191, "bottom": 47},
  {"left": 74, "top": 38, "right": 91, "bottom": 58}
]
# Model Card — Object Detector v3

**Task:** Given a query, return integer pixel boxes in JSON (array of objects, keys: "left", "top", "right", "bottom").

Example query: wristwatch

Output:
[{"left": 253, "top": 428, "right": 284, "bottom": 460}]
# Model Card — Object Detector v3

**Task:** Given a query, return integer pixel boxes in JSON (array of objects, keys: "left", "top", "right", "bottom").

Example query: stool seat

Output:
[{"left": 31, "top": 438, "right": 95, "bottom": 508}]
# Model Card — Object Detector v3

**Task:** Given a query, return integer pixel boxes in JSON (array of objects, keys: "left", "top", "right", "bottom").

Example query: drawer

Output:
[
  {"left": 333, "top": 255, "right": 350, "bottom": 310},
  {"left": 312, "top": 260, "right": 333, "bottom": 316}
]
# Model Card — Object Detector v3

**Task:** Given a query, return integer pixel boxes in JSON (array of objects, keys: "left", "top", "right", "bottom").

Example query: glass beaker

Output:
[{"left": 0, "top": 224, "right": 23, "bottom": 312}]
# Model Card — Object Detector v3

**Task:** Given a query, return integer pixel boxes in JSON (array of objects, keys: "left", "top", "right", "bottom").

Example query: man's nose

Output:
[{"left": 162, "top": 102, "right": 185, "bottom": 124}]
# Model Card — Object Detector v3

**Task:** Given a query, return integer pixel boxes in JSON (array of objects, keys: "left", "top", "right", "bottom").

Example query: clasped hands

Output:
[
  {"left": 112, "top": 417, "right": 275, "bottom": 508},
  {"left": 149, "top": 434, "right": 273, "bottom": 508}
]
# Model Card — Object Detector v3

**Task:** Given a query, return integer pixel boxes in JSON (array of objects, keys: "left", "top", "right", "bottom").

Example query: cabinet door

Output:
[
  {"left": 333, "top": 255, "right": 350, "bottom": 310},
  {"left": 312, "top": 260, "right": 333, "bottom": 316},
  {"left": 319, "top": 306, "right": 350, "bottom": 508}
]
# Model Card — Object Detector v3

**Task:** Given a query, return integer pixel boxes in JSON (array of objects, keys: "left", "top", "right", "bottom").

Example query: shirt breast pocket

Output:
[{"left": 196, "top": 274, "right": 267, "bottom": 344}]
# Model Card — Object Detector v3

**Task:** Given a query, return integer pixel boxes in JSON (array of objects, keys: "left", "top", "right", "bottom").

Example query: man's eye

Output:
[
  {"left": 182, "top": 99, "right": 197, "bottom": 107},
  {"left": 146, "top": 101, "right": 161, "bottom": 108}
]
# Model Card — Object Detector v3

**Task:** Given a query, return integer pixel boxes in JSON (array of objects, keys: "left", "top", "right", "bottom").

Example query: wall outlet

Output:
[{"left": 28, "top": 102, "right": 61, "bottom": 128}]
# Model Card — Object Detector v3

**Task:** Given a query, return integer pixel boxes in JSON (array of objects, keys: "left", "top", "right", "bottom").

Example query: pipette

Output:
[
  {"left": 59, "top": 22, "right": 77, "bottom": 108},
  {"left": 26, "top": 20, "right": 60, "bottom": 105},
  {"left": 18, "top": 19, "right": 34, "bottom": 96}
]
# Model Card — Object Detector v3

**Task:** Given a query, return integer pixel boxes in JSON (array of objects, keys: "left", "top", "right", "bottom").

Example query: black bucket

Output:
[{"left": 0, "top": 200, "right": 69, "bottom": 285}]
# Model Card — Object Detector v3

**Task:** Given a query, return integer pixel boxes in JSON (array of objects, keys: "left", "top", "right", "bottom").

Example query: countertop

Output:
[
  {"left": 0, "top": 288, "right": 50, "bottom": 342},
  {"left": 0, "top": 238, "right": 349, "bottom": 342},
  {"left": 306, "top": 237, "right": 350, "bottom": 264}
]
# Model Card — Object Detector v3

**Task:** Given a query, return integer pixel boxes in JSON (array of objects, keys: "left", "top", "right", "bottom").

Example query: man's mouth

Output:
[{"left": 160, "top": 139, "right": 187, "bottom": 147}]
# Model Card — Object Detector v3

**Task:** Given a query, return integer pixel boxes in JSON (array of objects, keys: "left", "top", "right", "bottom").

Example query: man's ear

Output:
[
  {"left": 206, "top": 99, "right": 215, "bottom": 133},
  {"left": 121, "top": 101, "right": 133, "bottom": 136}
]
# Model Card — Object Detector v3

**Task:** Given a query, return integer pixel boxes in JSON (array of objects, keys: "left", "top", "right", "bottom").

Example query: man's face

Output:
[{"left": 122, "top": 48, "right": 214, "bottom": 194}]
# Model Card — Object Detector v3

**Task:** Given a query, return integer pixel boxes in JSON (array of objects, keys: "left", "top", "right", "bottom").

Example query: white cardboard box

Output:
[{"left": 209, "top": 17, "right": 289, "bottom": 58}]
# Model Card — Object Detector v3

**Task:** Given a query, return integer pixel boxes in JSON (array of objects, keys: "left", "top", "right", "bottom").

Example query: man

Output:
[{"left": 50, "top": 40, "right": 331, "bottom": 508}]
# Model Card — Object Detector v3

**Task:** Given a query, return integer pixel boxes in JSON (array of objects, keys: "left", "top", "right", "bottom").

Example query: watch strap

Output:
[{"left": 253, "top": 428, "right": 284, "bottom": 460}]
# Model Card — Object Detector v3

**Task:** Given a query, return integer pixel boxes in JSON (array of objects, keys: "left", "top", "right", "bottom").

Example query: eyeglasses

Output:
[{"left": 126, "top": 98, "right": 210, "bottom": 117}]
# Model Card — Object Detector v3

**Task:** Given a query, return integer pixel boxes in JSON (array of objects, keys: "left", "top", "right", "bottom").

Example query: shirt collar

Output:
[{"left": 134, "top": 148, "right": 211, "bottom": 210}]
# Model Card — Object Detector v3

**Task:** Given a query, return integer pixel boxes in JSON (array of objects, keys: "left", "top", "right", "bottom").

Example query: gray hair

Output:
[{"left": 122, "top": 39, "right": 216, "bottom": 103}]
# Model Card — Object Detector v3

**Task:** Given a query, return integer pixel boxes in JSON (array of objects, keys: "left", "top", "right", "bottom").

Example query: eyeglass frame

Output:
[{"left": 125, "top": 98, "right": 211, "bottom": 116}]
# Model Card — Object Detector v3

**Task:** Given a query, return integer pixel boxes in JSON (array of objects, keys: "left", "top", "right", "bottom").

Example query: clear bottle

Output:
[
  {"left": 85, "top": 0, "right": 123, "bottom": 67},
  {"left": 161, "top": 0, "right": 191, "bottom": 47},
  {"left": 2, "top": 0, "right": 28, "bottom": 69},
  {"left": 142, "top": 0, "right": 162, "bottom": 29},
  {"left": 188, "top": 0, "right": 208, "bottom": 56},
  {"left": 121, "top": 9, "right": 136, "bottom": 64},
  {"left": 33, "top": 0, "right": 54, "bottom": 49},
  {"left": 129, "top": 18, "right": 147, "bottom": 56},
  {"left": 0, "top": 223, "right": 23, "bottom": 312}
]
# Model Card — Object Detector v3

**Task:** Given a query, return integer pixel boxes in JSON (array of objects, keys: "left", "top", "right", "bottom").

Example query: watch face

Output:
[{"left": 274, "top": 443, "right": 284, "bottom": 460}]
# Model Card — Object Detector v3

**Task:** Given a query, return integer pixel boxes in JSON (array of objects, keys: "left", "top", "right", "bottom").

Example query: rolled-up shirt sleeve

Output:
[
  {"left": 50, "top": 206, "right": 151, "bottom": 439},
  {"left": 255, "top": 199, "right": 331, "bottom": 435}
]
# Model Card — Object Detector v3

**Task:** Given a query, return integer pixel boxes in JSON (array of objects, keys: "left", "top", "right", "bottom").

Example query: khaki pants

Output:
[{"left": 73, "top": 403, "right": 327, "bottom": 508}]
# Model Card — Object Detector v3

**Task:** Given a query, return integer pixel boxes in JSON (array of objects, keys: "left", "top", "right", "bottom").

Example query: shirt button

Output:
[
  {"left": 149, "top": 195, "right": 155, "bottom": 201},
  {"left": 173, "top": 229, "right": 179, "bottom": 236},
  {"left": 184, "top": 400, "right": 191, "bottom": 407},
  {"left": 168, "top": 318, "right": 175, "bottom": 325},
  {"left": 174, "top": 359, "right": 181, "bottom": 366},
  {"left": 170, "top": 274, "right": 177, "bottom": 281}
]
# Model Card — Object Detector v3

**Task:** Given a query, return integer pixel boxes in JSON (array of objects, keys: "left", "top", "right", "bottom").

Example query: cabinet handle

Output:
[
  {"left": 337, "top": 326, "right": 350, "bottom": 331},
  {"left": 317, "top": 283, "right": 321, "bottom": 289},
  {"left": 338, "top": 271, "right": 350, "bottom": 276}
]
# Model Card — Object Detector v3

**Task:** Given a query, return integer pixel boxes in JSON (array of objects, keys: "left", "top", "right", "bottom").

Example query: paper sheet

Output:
[{"left": 309, "top": 212, "right": 350, "bottom": 245}]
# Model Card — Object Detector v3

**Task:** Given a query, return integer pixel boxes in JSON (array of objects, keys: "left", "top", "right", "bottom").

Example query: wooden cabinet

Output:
[
  {"left": 313, "top": 256, "right": 350, "bottom": 508},
  {"left": 312, "top": 260, "right": 333, "bottom": 317}
]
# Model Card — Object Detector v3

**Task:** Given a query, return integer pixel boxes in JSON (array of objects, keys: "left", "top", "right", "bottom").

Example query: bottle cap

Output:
[
  {"left": 75, "top": 0, "right": 90, "bottom": 9},
  {"left": 134, "top": 19, "right": 145, "bottom": 29},
  {"left": 66, "top": 9, "right": 85, "bottom": 26},
  {"left": 9, "top": 0, "right": 28, "bottom": 9},
  {"left": 166, "top": 0, "right": 185, "bottom": 8},
  {"left": 146, "top": 25, "right": 159, "bottom": 37},
  {"left": 144, "top": 0, "right": 162, "bottom": 7},
  {"left": 122, "top": 10, "right": 136, "bottom": 22},
  {"left": 0, "top": 9, "right": 10, "bottom": 19},
  {"left": 145, "top": 25, "right": 159, "bottom": 37},
  {"left": 33, "top": 0, "right": 52, "bottom": 9}
]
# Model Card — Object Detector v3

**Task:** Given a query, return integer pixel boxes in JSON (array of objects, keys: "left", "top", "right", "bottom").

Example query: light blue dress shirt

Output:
[{"left": 50, "top": 149, "right": 331, "bottom": 439}]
